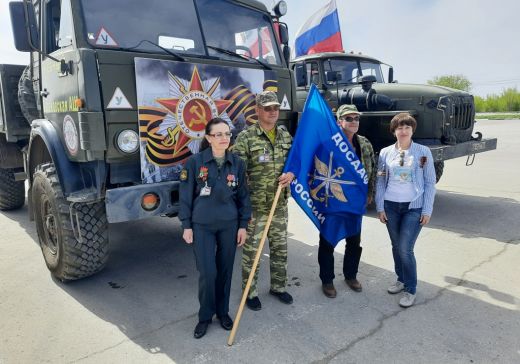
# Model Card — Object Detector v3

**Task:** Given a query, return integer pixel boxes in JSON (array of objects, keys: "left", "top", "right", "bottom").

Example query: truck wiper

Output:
[
  {"left": 123, "top": 40, "right": 185, "bottom": 62},
  {"left": 206, "top": 45, "right": 248, "bottom": 61},
  {"left": 206, "top": 45, "right": 272, "bottom": 70}
]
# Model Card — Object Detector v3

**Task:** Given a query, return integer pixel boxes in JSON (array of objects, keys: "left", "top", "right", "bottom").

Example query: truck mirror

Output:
[
  {"left": 282, "top": 45, "right": 291, "bottom": 66},
  {"left": 388, "top": 67, "right": 394, "bottom": 83},
  {"left": 294, "top": 63, "right": 306, "bottom": 87},
  {"left": 278, "top": 23, "right": 289, "bottom": 45},
  {"left": 9, "top": 1, "right": 39, "bottom": 52},
  {"left": 325, "top": 70, "right": 339, "bottom": 83}
]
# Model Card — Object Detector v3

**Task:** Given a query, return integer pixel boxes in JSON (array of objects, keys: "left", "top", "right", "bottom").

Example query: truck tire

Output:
[
  {"left": 18, "top": 66, "right": 39, "bottom": 122},
  {"left": 0, "top": 167, "right": 25, "bottom": 210},
  {"left": 434, "top": 161, "right": 444, "bottom": 183},
  {"left": 32, "top": 163, "right": 109, "bottom": 281}
]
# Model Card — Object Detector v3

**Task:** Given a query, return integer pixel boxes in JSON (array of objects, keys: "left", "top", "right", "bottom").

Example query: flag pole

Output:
[{"left": 227, "top": 184, "right": 283, "bottom": 346}]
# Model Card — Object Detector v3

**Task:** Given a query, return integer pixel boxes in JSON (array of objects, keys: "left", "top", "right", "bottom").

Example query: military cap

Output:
[
  {"left": 256, "top": 90, "right": 280, "bottom": 107},
  {"left": 337, "top": 104, "right": 361, "bottom": 119}
]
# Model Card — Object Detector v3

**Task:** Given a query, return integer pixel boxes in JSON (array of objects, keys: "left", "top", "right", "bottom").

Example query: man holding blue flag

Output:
[
  {"left": 318, "top": 104, "right": 375, "bottom": 297},
  {"left": 283, "top": 85, "right": 375, "bottom": 298}
]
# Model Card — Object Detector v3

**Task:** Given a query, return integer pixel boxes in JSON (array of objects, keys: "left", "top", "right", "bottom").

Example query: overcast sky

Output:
[{"left": 1, "top": 0, "right": 518, "bottom": 97}]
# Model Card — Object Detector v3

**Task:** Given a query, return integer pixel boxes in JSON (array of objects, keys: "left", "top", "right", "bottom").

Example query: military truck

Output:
[
  {"left": 290, "top": 52, "right": 497, "bottom": 181},
  {"left": 0, "top": 0, "right": 295, "bottom": 281}
]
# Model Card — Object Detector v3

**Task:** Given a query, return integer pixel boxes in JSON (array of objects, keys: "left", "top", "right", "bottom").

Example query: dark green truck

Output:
[
  {"left": 290, "top": 52, "right": 497, "bottom": 181},
  {"left": 0, "top": 0, "right": 295, "bottom": 280}
]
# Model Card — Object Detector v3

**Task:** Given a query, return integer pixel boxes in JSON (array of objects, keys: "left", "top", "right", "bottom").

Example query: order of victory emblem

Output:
[{"left": 155, "top": 67, "right": 232, "bottom": 157}]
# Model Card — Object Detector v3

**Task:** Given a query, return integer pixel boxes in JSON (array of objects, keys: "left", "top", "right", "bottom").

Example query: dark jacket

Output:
[{"left": 179, "top": 148, "right": 251, "bottom": 229}]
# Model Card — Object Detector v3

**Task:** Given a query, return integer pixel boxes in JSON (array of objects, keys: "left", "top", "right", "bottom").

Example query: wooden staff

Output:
[{"left": 227, "top": 184, "right": 283, "bottom": 346}]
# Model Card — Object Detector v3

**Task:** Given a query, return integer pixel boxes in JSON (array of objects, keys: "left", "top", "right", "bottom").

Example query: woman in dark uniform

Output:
[{"left": 179, "top": 117, "right": 251, "bottom": 339}]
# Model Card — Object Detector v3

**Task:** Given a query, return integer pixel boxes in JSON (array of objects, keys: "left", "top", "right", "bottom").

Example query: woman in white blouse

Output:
[{"left": 375, "top": 113, "right": 436, "bottom": 308}]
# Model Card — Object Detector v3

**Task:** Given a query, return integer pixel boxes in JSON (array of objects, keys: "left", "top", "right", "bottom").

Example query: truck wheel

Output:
[
  {"left": 32, "top": 163, "right": 109, "bottom": 281},
  {"left": 434, "top": 161, "right": 444, "bottom": 183},
  {"left": 18, "top": 66, "right": 39, "bottom": 122},
  {"left": 0, "top": 167, "right": 25, "bottom": 210}
]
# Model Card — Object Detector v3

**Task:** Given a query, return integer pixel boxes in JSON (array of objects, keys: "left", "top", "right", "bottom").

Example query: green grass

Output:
[{"left": 476, "top": 113, "right": 520, "bottom": 120}]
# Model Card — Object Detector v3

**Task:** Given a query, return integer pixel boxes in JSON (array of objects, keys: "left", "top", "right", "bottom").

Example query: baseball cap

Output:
[
  {"left": 256, "top": 91, "right": 281, "bottom": 107},
  {"left": 336, "top": 104, "right": 361, "bottom": 118}
]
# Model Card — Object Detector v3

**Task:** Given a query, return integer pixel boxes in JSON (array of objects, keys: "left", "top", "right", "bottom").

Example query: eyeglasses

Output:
[
  {"left": 399, "top": 150, "right": 405, "bottom": 166},
  {"left": 208, "top": 132, "right": 232, "bottom": 139},
  {"left": 339, "top": 116, "right": 360, "bottom": 123},
  {"left": 261, "top": 105, "right": 280, "bottom": 112}
]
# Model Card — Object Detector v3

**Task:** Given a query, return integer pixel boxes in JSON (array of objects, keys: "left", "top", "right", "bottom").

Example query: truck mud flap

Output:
[{"left": 428, "top": 138, "right": 497, "bottom": 162}]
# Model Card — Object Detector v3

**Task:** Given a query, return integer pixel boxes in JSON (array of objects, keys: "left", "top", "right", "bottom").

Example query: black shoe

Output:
[
  {"left": 246, "top": 296, "right": 262, "bottom": 311},
  {"left": 218, "top": 314, "right": 233, "bottom": 330},
  {"left": 269, "top": 290, "right": 293, "bottom": 304},
  {"left": 194, "top": 320, "right": 210, "bottom": 339}
]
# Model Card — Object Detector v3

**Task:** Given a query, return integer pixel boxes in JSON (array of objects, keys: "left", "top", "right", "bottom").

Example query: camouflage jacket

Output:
[
  {"left": 233, "top": 123, "right": 292, "bottom": 210},
  {"left": 356, "top": 134, "right": 376, "bottom": 200}
]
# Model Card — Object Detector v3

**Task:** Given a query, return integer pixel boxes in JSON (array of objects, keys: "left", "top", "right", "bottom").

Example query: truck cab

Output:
[{"left": 1, "top": 0, "right": 294, "bottom": 280}]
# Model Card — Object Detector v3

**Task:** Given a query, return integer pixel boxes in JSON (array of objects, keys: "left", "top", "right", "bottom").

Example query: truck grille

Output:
[{"left": 452, "top": 97, "right": 474, "bottom": 130}]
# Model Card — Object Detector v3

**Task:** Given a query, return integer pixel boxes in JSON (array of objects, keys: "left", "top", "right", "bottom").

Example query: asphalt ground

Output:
[{"left": 1, "top": 119, "right": 519, "bottom": 363}]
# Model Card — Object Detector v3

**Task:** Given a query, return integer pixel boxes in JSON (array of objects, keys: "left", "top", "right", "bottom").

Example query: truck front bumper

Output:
[
  {"left": 105, "top": 181, "right": 179, "bottom": 223},
  {"left": 427, "top": 138, "right": 498, "bottom": 162}
]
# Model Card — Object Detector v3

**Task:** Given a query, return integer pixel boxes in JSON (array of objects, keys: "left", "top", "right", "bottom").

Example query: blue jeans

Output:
[{"left": 384, "top": 200, "right": 423, "bottom": 294}]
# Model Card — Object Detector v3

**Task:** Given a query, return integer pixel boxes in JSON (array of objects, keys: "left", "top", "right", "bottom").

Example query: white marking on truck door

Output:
[
  {"left": 107, "top": 87, "right": 132, "bottom": 109},
  {"left": 280, "top": 94, "right": 291, "bottom": 110}
]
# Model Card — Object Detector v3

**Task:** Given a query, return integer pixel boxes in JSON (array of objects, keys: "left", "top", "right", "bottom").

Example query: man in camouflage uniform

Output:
[{"left": 233, "top": 91, "right": 294, "bottom": 311}]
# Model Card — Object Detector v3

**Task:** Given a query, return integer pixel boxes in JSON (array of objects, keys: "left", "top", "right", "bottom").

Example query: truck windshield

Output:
[
  {"left": 80, "top": 0, "right": 282, "bottom": 66},
  {"left": 324, "top": 58, "right": 384, "bottom": 85}
]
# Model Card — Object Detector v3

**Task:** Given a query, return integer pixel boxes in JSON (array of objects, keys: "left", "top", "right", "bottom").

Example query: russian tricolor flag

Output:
[{"left": 294, "top": 0, "right": 343, "bottom": 57}]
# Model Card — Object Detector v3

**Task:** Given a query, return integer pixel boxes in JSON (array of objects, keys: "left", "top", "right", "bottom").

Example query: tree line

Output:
[{"left": 427, "top": 75, "right": 520, "bottom": 113}]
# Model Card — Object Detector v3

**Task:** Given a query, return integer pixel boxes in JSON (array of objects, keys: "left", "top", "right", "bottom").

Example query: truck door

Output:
[{"left": 40, "top": 0, "right": 81, "bottom": 160}]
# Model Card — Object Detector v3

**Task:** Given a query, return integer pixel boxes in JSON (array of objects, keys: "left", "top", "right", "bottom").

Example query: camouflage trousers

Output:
[{"left": 242, "top": 204, "right": 288, "bottom": 299}]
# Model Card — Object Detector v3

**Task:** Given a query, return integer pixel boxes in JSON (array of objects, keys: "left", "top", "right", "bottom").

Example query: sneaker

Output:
[
  {"left": 246, "top": 296, "right": 262, "bottom": 311},
  {"left": 399, "top": 292, "right": 416, "bottom": 308},
  {"left": 322, "top": 283, "right": 337, "bottom": 298},
  {"left": 269, "top": 290, "right": 293, "bottom": 304},
  {"left": 387, "top": 281, "right": 405, "bottom": 294},
  {"left": 217, "top": 314, "right": 233, "bottom": 330},
  {"left": 194, "top": 320, "right": 211, "bottom": 339},
  {"left": 345, "top": 278, "right": 362, "bottom": 292}
]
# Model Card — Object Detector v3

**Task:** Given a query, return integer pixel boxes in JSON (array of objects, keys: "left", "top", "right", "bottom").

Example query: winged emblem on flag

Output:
[{"left": 309, "top": 151, "right": 356, "bottom": 206}]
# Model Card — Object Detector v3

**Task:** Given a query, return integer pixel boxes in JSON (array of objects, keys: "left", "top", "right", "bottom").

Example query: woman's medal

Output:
[
  {"left": 198, "top": 166, "right": 211, "bottom": 196},
  {"left": 227, "top": 174, "right": 236, "bottom": 187}
]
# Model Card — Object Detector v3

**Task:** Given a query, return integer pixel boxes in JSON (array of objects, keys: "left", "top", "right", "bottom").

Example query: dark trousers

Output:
[
  {"left": 192, "top": 222, "right": 238, "bottom": 322},
  {"left": 318, "top": 233, "right": 362, "bottom": 284}
]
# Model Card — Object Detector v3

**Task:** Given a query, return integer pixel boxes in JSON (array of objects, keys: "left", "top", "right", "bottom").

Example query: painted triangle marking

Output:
[
  {"left": 95, "top": 27, "right": 119, "bottom": 47},
  {"left": 280, "top": 94, "right": 291, "bottom": 110},
  {"left": 107, "top": 87, "right": 133, "bottom": 109}
]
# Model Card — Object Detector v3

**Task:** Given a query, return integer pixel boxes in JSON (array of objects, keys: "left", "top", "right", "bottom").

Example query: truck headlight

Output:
[
  {"left": 273, "top": 1, "right": 287, "bottom": 17},
  {"left": 437, "top": 96, "right": 451, "bottom": 111},
  {"left": 116, "top": 129, "right": 139, "bottom": 154}
]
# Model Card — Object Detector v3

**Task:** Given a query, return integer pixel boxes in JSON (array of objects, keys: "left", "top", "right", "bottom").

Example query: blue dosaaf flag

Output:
[{"left": 283, "top": 84, "right": 368, "bottom": 246}]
